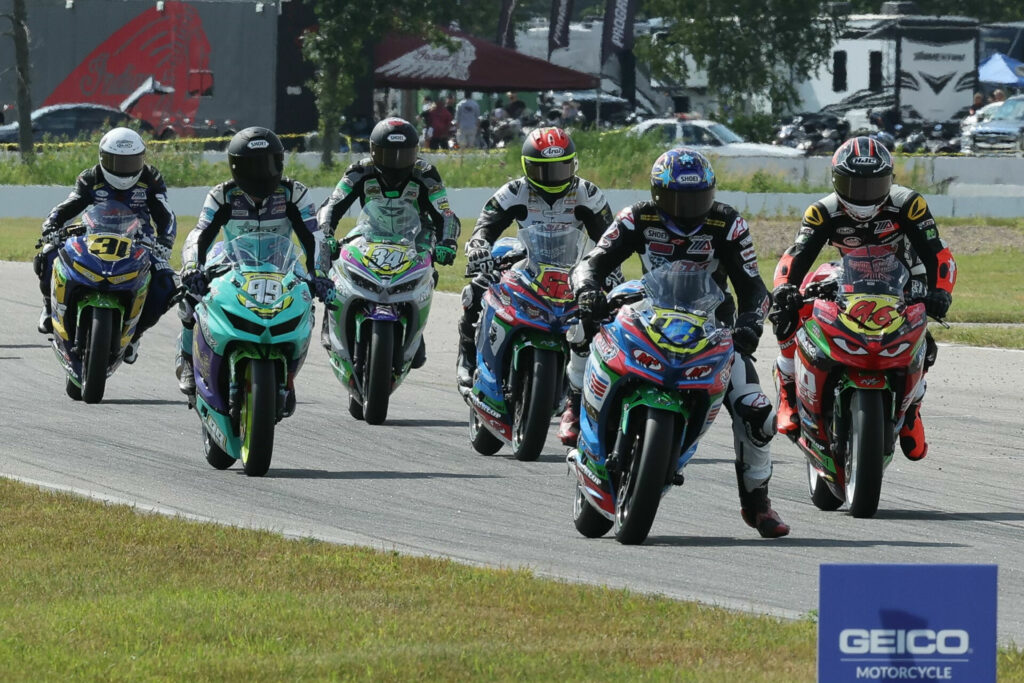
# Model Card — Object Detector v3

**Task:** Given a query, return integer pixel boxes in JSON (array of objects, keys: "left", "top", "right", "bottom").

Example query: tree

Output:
[
  {"left": 1, "top": 0, "right": 34, "bottom": 159},
  {"left": 846, "top": 0, "right": 1021, "bottom": 22},
  {"left": 639, "top": 1, "right": 847, "bottom": 115}
]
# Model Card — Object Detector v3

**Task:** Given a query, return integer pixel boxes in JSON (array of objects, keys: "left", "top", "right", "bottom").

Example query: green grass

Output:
[{"left": 0, "top": 477, "right": 824, "bottom": 681}]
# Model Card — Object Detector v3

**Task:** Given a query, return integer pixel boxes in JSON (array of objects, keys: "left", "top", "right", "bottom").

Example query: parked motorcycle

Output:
[
  {"left": 187, "top": 232, "right": 315, "bottom": 476},
  {"left": 324, "top": 200, "right": 435, "bottom": 425},
  {"left": 776, "top": 245, "right": 934, "bottom": 517},
  {"left": 39, "top": 202, "right": 151, "bottom": 403},
  {"left": 462, "top": 223, "right": 582, "bottom": 461},
  {"left": 567, "top": 262, "right": 735, "bottom": 545}
]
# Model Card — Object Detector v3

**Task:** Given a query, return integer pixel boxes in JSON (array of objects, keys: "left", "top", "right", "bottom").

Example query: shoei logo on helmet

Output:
[
  {"left": 247, "top": 139, "right": 270, "bottom": 149},
  {"left": 541, "top": 146, "right": 565, "bottom": 158},
  {"left": 676, "top": 173, "right": 702, "bottom": 184},
  {"left": 115, "top": 140, "right": 135, "bottom": 149},
  {"left": 386, "top": 133, "right": 407, "bottom": 142}
]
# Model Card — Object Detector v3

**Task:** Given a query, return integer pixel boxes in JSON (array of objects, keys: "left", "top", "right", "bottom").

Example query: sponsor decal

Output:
[
  {"left": 631, "top": 348, "right": 662, "bottom": 371},
  {"left": 675, "top": 173, "right": 701, "bottom": 184},
  {"left": 132, "top": 188, "right": 147, "bottom": 201},
  {"left": 648, "top": 242, "right": 674, "bottom": 255},
  {"left": 95, "top": 189, "right": 109, "bottom": 199},
  {"left": 593, "top": 332, "right": 618, "bottom": 361},
  {"left": 842, "top": 236, "right": 862, "bottom": 248},
  {"left": 587, "top": 366, "right": 609, "bottom": 399},
  {"left": 472, "top": 395, "right": 502, "bottom": 419},
  {"left": 918, "top": 218, "right": 935, "bottom": 228},
  {"left": 540, "top": 145, "right": 565, "bottom": 158},
  {"left": 386, "top": 133, "right": 407, "bottom": 142},
  {"left": 231, "top": 209, "right": 249, "bottom": 217},
  {"left": 739, "top": 234, "right": 753, "bottom": 247},
  {"left": 578, "top": 461, "right": 604, "bottom": 487},
  {"left": 643, "top": 227, "right": 668, "bottom": 241},
  {"left": 740, "top": 246, "right": 756, "bottom": 261},
  {"left": 836, "top": 226, "right": 856, "bottom": 235},
  {"left": 804, "top": 205, "right": 824, "bottom": 226},
  {"left": 639, "top": 213, "right": 660, "bottom": 221},
  {"left": 742, "top": 261, "right": 759, "bottom": 278},
  {"left": 687, "top": 235, "right": 713, "bottom": 255},
  {"left": 873, "top": 220, "right": 897, "bottom": 238},
  {"left": 850, "top": 156, "right": 879, "bottom": 166},
  {"left": 704, "top": 218, "right": 726, "bottom": 227},
  {"left": 727, "top": 216, "right": 748, "bottom": 241},
  {"left": 247, "top": 139, "right": 270, "bottom": 149},
  {"left": 907, "top": 195, "right": 929, "bottom": 221}
]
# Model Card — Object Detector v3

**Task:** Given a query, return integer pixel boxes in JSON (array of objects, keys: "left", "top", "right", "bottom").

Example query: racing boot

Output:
[
  {"left": 773, "top": 361, "right": 799, "bottom": 439},
  {"left": 123, "top": 334, "right": 142, "bottom": 365},
  {"left": 412, "top": 338, "right": 427, "bottom": 369},
  {"left": 176, "top": 351, "right": 196, "bottom": 396},
  {"left": 283, "top": 375, "right": 297, "bottom": 418},
  {"left": 456, "top": 334, "right": 476, "bottom": 389},
  {"left": 38, "top": 299, "right": 53, "bottom": 334},
  {"left": 899, "top": 402, "right": 928, "bottom": 461},
  {"left": 557, "top": 390, "right": 582, "bottom": 446},
  {"left": 738, "top": 466, "right": 790, "bottom": 538}
]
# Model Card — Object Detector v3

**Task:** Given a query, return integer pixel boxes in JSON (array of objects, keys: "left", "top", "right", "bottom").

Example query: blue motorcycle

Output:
[{"left": 41, "top": 202, "right": 152, "bottom": 403}]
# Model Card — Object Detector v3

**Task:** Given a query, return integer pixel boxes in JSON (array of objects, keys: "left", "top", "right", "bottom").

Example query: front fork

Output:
[{"left": 227, "top": 345, "right": 288, "bottom": 431}]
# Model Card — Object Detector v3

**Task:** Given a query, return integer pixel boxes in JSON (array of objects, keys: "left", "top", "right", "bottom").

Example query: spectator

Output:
[
  {"left": 425, "top": 99, "right": 453, "bottom": 150},
  {"left": 444, "top": 94, "right": 456, "bottom": 115},
  {"left": 505, "top": 91, "right": 527, "bottom": 120},
  {"left": 455, "top": 91, "right": 481, "bottom": 149},
  {"left": 492, "top": 98, "right": 507, "bottom": 121},
  {"left": 990, "top": 89, "right": 1007, "bottom": 103},
  {"left": 969, "top": 92, "right": 983, "bottom": 115}
]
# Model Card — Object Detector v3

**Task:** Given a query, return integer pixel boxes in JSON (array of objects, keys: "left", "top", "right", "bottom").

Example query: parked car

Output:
[
  {"left": 628, "top": 117, "right": 805, "bottom": 157},
  {"left": 966, "top": 96, "right": 1024, "bottom": 155},
  {"left": 0, "top": 103, "right": 153, "bottom": 144}
]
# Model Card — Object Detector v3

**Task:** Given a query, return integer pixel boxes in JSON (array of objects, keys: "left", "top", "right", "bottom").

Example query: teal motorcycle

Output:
[{"left": 188, "top": 232, "right": 314, "bottom": 476}]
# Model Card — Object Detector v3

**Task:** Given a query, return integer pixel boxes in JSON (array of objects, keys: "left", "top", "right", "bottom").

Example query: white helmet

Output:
[{"left": 98, "top": 127, "right": 146, "bottom": 190}]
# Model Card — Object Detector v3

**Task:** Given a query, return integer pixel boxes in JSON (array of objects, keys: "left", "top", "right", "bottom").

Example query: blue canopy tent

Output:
[{"left": 978, "top": 52, "right": 1024, "bottom": 87}]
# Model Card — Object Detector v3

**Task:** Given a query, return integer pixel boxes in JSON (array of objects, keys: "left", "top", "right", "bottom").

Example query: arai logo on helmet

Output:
[
  {"left": 247, "top": 139, "right": 270, "bottom": 149},
  {"left": 540, "top": 146, "right": 565, "bottom": 158},
  {"left": 387, "top": 133, "right": 407, "bottom": 142}
]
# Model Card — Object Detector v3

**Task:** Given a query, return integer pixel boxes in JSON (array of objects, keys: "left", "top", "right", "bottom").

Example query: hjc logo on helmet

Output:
[
  {"left": 540, "top": 146, "right": 565, "bottom": 158},
  {"left": 247, "top": 139, "right": 269, "bottom": 149},
  {"left": 850, "top": 156, "right": 878, "bottom": 166}
]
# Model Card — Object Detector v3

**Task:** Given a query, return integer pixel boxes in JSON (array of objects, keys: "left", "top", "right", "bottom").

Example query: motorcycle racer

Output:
[
  {"left": 455, "top": 126, "right": 619, "bottom": 446},
  {"left": 175, "top": 126, "right": 331, "bottom": 416},
  {"left": 770, "top": 136, "right": 956, "bottom": 461},
  {"left": 35, "top": 127, "right": 176, "bottom": 364},
  {"left": 316, "top": 117, "right": 461, "bottom": 368},
  {"left": 571, "top": 148, "right": 790, "bottom": 539}
]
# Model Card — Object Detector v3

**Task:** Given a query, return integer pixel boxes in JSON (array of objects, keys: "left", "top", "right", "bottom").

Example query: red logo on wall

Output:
[{"left": 43, "top": 2, "right": 210, "bottom": 133}]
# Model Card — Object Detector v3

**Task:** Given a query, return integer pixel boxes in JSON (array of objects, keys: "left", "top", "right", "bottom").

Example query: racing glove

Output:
[
  {"left": 466, "top": 244, "right": 495, "bottom": 275},
  {"left": 433, "top": 239, "right": 458, "bottom": 267},
  {"left": 732, "top": 312, "right": 764, "bottom": 356},
  {"left": 924, "top": 289, "right": 952, "bottom": 319},
  {"left": 772, "top": 283, "right": 803, "bottom": 313},
  {"left": 180, "top": 266, "right": 209, "bottom": 296},
  {"left": 311, "top": 273, "right": 336, "bottom": 304},
  {"left": 40, "top": 223, "right": 63, "bottom": 247},
  {"left": 576, "top": 287, "right": 608, "bottom": 323}
]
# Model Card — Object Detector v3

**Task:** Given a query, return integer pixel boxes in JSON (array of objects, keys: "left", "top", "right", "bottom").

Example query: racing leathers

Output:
[
  {"left": 175, "top": 178, "right": 325, "bottom": 398},
  {"left": 456, "top": 176, "right": 617, "bottom": 443},
  {"left": 771, "top": 185, "right": 956, "bottom": 459},
  {"left": 571, "top": 200, "right": 790, "bottom": 537},
  {"left": 35, "top": 164, "right": 177, "bottom": 339}
]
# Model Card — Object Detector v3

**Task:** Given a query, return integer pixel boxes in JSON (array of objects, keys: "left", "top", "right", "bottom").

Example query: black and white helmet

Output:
[
  {"left": 227, "top": 126, "right": 284, "bottom": 201},
  {"left": 98, "top": 127, "right": 146, "bottom": 191},
  {"left": 831, "top": 136, "right": 894, "bottom": 221}
]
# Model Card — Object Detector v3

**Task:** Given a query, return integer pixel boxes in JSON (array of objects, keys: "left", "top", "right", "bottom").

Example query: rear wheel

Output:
[
  {"left": 65, "top": 378, "right": 82, "bottom": 401},
  {"left": 468, "top": 405, "right": 503, "bottom": 455},
  {"left": 347, "top": 393, "right": 364, "bottom": 421},
  {"left": 511, "top": 348, "right": 559, "bottom": 462},
  {"left": 363, "top": 320, "right": 394, "bottom": 425},
  {"left": 846, "top": 390, "right": 885, "bottom": 518},
  {"left": 807, "top": 461, "right": 843, "bottom": 511},
  {"left": 240, "top": 359, "right": 277, "bottom": 477},
  {"left": 203, "top": 425, "right": 235, "bottom": 470},
  {"left": 82, "top": 308, "right": 113, "bottom": 404},
  {"left": 615, "top": 408, "right": 676, "bottom": 545},
  {"left": 573, "top": 484, "right": 613, "bottom": 538}
]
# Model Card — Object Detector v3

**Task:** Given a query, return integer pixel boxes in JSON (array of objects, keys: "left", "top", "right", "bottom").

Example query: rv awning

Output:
[
  {"left": 979, "top": 52, "right": 1024, "bottom": 86},
  {"left": 374, "top": 29, "right": 599, "bottom": 93}
]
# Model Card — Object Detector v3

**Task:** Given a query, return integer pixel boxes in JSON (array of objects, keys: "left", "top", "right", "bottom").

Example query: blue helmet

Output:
[{"left": 650, "top": 148, "right": 716, "bottom": 226}]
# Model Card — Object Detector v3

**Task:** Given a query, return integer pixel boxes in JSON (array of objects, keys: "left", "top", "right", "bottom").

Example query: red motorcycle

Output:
[{"left": 780, "top": 245, "right": 932, "bottom": 518}]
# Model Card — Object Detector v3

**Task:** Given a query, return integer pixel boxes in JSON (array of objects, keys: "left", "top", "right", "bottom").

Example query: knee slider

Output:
[{"left": 736, "top": 392, "right": 776, "bottom": 448}]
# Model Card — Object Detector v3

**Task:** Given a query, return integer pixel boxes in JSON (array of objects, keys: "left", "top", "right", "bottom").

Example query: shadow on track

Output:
[
  {"left": 640, "top": 536, "right": 966, "bottom": 549},
  {"left": 261, "top": 469, "right": 501, "bottom": 480},
  {"left": 382, "top": 418, "right": 468, "bottom": 428},
  {"left": 101, "top": 399, "right": 183, "bottom": 406}
]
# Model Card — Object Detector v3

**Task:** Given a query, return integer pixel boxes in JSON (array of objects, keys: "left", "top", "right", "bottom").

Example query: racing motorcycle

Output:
[
  {"left": 38, "top": 202, "right": 151, "bottom": 403},
  {"left": 779, "top": 245, "right": 931, "bottom": 518},
  {"left": 324, "top": 200, "right": 435, "bottom": 425},
  {"left": 187, "top": 232, "right": 314, "bottom": 477},
  {"left": 567, "top": 262, "right": 735, "bottom": 545},
  {"left": 462, "top": 223, "right": 582, "bottom": 461}
]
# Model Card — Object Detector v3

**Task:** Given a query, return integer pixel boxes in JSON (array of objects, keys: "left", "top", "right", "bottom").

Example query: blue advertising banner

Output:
[{"left": 819, "top": 564, "right": 997, "bottom": 683}]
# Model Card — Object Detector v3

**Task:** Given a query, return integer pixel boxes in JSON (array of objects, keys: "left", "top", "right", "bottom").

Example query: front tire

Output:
[
  {"left": 615, "top": 408, "right": 676, "bottom": 545},
  {"left": 846, "top": 390, "right": 885, "bottom": 518},
  {"left": 82, "top": 308, "right": 113, "bottom": 404},
  {"left": 808, "top": 461, "right": 843, "bottom": 511},
  {"left": 240, "top": 359, "right": 277, "bottom": 477},
  {"left": 573, "top": 484, "right": 613, "bottom": 538},
  {"left": 469, "top": 405, "right": 503, "bottom": 455},
  {"left": 203, "top": 425, "right": 235, "bottom": 470},
  {"left": 511, "top": 348, "right": 560, "bottom": 462},
  {"left": 362, "top": 320, "right": 394, "bottom": 425}
]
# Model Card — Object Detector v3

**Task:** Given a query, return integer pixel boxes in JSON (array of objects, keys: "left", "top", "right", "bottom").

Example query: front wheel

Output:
[
  {"left": 81, "top": 308, "right": 114, "bottom": 404},
  {"left": 362, "top": 320, "right": 394, "bottom": 425},
  {"left": 573, "top": 484, "right": 613, "bottom": 538},
  {"left": 846, "top": 390, "right": 885, "bottom": 518},
  {"left": 468, "top": 405, "right": 503, "bottom": 455},
  {"left": 615, "top": 408, "right": 677, "bottom": 545},
  {"left": 240, "top": 358, "right": 277, "bottom": 477},
  {"left": 511, "top": 348, "right": 560, "bottom": 462},
  {"left": 808, "top": 461, "right": 843, "bottom": 511}
]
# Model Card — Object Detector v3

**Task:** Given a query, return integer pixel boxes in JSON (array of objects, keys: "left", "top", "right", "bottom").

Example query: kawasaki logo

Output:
[{"left": 839, "top": 629, "right": 969, "bottom": 655}]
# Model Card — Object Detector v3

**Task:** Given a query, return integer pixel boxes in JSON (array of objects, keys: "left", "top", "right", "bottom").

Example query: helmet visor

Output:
[
  {"left": 652, "top": 186, "right": 715, "bottom": 223},
  {"left": 100, "top": 151, "right": 144, "bottom": 178},
  {"left": 231, "top": 153, "right": 284, "bottom": 200},
  {"left": 524, "top": 158, "right": 575, "bottom": 189},
  {"left": 833, "top": 173, "right": 892, "bottom": 204},
  {"left": 371, "top": 145, "right": 417, "bottom": 171}
]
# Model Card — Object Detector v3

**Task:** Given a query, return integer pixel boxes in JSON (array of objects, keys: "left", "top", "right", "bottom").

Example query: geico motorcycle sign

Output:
[{"left": 819, "top": 564, "right": 996, "bottom": 682}]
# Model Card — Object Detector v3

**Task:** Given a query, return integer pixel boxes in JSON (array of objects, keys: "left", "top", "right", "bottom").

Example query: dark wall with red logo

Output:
[{"left": 0, "top": 0, "right": 287, "bottom": 138}]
